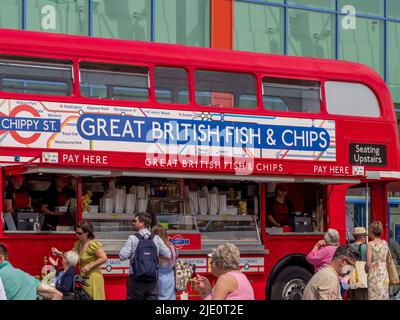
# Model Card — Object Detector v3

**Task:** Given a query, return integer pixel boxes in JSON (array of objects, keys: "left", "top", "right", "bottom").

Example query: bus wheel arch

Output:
[{"left": 266, "top": 254, "right": 314, "bottom": 300}]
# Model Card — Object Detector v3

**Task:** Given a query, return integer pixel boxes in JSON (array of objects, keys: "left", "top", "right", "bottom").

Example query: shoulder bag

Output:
[
  {"left": 349, "top": 244, "right": 368, "bottom": 289},
  {"left": 387, "top": 250, "right": 400, "bottom": 285}
]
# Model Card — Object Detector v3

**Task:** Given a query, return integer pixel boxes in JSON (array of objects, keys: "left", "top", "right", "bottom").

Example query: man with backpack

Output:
[{"left": 119, "top": 213, "right": 171, "bottom": 300}]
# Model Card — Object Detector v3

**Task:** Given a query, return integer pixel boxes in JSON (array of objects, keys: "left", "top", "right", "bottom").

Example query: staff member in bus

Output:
[
  {"left": 266, "top": 183, "right": 295, "bottom": 228},
  {"left": 4, "top": 174, "right": 32, "bottom": 227},
  {"left": 41, "top": 174, "right": 75, "bottom": 231},
  {"left": 4, "top": 174, "right": 32, "bottom": 213}
]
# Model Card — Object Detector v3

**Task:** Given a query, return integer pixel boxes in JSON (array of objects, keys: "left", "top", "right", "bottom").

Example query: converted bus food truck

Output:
[{"left": 0, "top": 29, "right": 399, "bottom": 299}]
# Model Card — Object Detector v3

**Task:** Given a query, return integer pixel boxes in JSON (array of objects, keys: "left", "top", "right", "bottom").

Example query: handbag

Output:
[
  {"left": 174, "top": 259, "right": 196, "bottom": 292},
  {"left": 349, "top": 261, "right": 368, "bottom": 289},
  {"left": 387, "top": 250, "right": 400, "bottom": 285}
]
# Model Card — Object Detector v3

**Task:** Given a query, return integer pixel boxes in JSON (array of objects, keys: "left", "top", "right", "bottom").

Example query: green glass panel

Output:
[
  {"left": 26, "top": 0, "right": 89, "bottom": 35},
  {"left": 340, "top": 17, "right": 384, "bottom": 77},
  {"left": 388, "top": 22, "right": 400, "bottom": 103},
  {"left": 92, "top": 0, "right": 150, "bottom": 41},
  {"left": 288, "top": 0, "right": 335, "bottom": 10},
  {"left": 339, "top": 0, "right": 383, "bottom": 16},
  {"left": 0, "top": 0, "right": 22, "bottom": 29},
  {"left": 234, "top": 2, "right": 284, "bottom": 54},
  {"left": 255, "top": 0, "right": 284, "bottom": 3},
  {"left": 288, "top": 9, "right": 335, "bottom": 59},
  {"left": 155, "top": 0, "right": 210, "bottom": 47},
  {"left": 388, "top": 0, "right": 400, "bottom": 19}
]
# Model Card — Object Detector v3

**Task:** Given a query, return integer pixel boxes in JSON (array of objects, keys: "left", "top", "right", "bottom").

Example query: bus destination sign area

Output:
[
  {"left": 0, "top": 99, "right": 337, "bottom": 164},
  {"left": 349, "top": 143, "right": 387, "bottom": 166}
]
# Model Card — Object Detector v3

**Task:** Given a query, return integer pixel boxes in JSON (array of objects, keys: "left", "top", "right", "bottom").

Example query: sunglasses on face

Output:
[{"left": 76, "top": 231, "right": 84, "bottom": 235}]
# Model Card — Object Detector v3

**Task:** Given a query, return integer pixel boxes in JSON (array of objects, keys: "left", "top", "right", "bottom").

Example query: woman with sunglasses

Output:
[{"left": 51, "top": 220, "right": 107, "bottom": 300}]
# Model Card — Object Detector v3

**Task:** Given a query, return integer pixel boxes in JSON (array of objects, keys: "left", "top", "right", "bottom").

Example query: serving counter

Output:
[{"left": 84, "top": 213, "right": 264, "bottom": 253}]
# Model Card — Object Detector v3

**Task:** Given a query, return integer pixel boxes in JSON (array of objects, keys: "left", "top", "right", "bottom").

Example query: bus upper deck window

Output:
[
  {"left": 0, "top": 57, "right": 72, "bottom": 96},
  {"left": 325, "top": 81, "right": 380, "bottom": 117},
  {"left": 154, "top": 67, "right": 189, "bottom": 104},
  {"left": 194, "top": 70, "right": 257, "bottom": 108},
  {"left": 79, "top": 62, "right": 149, "bottom": 101},
  {"left": 262, "top": 77, "right": 321, "bottom": 113}
]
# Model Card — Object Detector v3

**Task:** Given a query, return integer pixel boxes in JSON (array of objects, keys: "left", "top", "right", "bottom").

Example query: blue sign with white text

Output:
[
  {"left": 77, "top": 114, "right": 330, "bottom": 151},
  {"left": 0, "top": 117, "right": 60, "bottom": 132}
]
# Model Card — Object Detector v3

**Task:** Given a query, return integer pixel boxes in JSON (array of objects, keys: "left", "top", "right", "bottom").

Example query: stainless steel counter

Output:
[{"left": 101, "top": 239, "right": 268, "bottom": 256}]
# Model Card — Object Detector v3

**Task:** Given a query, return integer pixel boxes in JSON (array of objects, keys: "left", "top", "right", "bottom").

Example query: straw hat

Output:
[{"left": 353, "top": 227, "right": 367, "bottom": 236}]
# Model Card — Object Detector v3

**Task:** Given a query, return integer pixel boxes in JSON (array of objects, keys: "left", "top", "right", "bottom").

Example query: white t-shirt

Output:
[{"left": 0, "top": 277, "right": 7, "bottom": 300}]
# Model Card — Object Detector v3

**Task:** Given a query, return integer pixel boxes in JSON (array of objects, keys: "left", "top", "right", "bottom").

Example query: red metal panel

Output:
[
  {"left": 371, "top": 183, "right": 389, "bottom": 240},
  {"left": 326, "top": 185, "right": 347, "bottom": 243},
  {"left": 211, "top": 0, "right": 233, "bottom": 49}
]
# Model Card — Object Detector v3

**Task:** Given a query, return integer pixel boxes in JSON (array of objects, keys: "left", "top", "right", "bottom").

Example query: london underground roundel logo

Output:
[
  {"left": 0, "top": 104, "right": 61, "bottom": 145},
  {"left": 170, "top": 235, "right": 190, "bottom": 249},
  {"left": 9, "top": 104, "right": 41, "bottom": 144}
]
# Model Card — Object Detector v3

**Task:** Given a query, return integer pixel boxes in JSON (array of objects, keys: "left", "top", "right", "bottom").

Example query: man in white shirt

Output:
[
  {"left": 119, "top": 213, "right": 171, "bottom": 300},
  {"left": 0, "top": 277, "right": 6, "bottom": 300}
]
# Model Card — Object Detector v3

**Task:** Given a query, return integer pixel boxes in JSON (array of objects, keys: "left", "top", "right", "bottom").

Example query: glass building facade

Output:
[
  {"left": 0, "top": 0, "right": 210, "bottom": 46},
  {"left": 233, "top": 0, "right": 400, "bottom": 105}
]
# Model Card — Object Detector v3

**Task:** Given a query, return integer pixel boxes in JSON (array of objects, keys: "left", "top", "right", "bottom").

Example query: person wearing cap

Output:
[
  {"left": 350, "top": 227, "right": 367, "bottom": 261},
  {"left": 3, "top": 174, "right": 32, "bottom": 228},
  {"left": 306, "top": 228, "right": 340, "bottom": 273},
  {"left": 41, "top": 174, "right": 76, "bottom": 231},
  {"left": 266, "top": 184, "right": 295, "bottom": 228},
  {"left": 347, "top": 226, "right": 368, "bottom": 300}
]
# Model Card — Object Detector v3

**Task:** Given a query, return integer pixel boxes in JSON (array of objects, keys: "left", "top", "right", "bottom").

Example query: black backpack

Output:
[{"left": 131, "top": 233, "right": 159, "bottom": 282}]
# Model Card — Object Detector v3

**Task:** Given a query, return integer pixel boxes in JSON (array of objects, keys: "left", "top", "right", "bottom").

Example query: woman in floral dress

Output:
[{"left": 365, "top": 221, "right": 389, "bottom": 300}]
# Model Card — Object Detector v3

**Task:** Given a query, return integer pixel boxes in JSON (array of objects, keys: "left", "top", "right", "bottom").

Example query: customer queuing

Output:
[
  {"left": 389, "top": 230, "right": 400, "bottom": 296},
  {"left": 365, "top": 221, "right": 390, "bottom": 300},
  {"left": 306, "top": 228, "right": 339, "bottom": 272},
  {"left": 119, "top": 213, "right": 171, "bottom": 300},
  {"left": 192, "top": 243, "right": 254, "bottom": 300},
  {"left": 348, "top": 227, "right": 368, "bottom": 300},
  {"left": 52, "top": 220, "right": 107, "bottom": 300},
  {"left": 152, "top": 224, "right": 177, "bottom": 300},
  {"left": 49, "top": 251, "right": 79, "bottom": 295},
  {"left": 302, "top": 245, "right": 359, "bottom": 300},
  {"left": 390, "top": 230, "right": 400, "bottom": 266},
  {"left": 0, "top": 243, "right": 63, "bottom": 300}
]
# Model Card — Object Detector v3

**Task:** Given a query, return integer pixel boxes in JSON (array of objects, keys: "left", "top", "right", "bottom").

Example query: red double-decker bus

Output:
[{"left": 0, "top": 29, "right": 398, "bottom": 300}]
